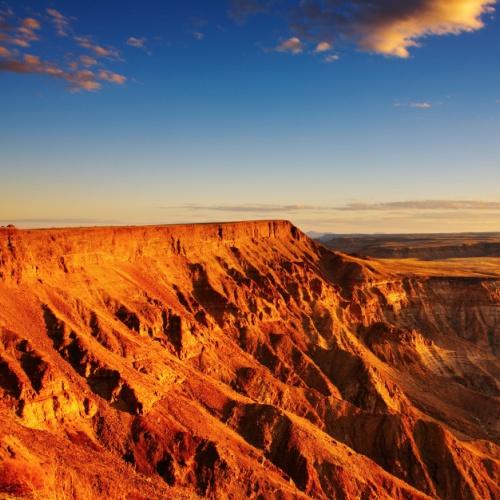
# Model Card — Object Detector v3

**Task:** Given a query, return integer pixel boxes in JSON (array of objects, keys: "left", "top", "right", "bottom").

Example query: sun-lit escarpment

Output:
[{"left": 0, "top": 221, "right": 498, "bottom": 499}]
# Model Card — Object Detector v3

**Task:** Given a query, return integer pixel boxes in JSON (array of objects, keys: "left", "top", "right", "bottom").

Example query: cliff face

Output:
[{"left": 0, "top": 221, "right": 498, "bottom": 499}]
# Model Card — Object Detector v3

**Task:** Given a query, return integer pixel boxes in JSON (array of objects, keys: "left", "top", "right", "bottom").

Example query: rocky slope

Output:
[{"left": 0, "top": 221, "right": 498, "bottom": 499}]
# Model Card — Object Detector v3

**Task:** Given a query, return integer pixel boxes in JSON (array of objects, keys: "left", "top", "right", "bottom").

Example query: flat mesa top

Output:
[
  {"left": 1, "top": 222, "right": 499, "bottom": 280},
  {"left": 0, "top": 220, "right": 301, "bottom": 246},
  {"left": 0, "top": 219, "right": 293, "bottom": 232}
]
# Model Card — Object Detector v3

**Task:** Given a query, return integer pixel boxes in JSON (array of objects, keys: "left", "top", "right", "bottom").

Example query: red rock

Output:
[{"left": 0, "top": 221, "right": 498, "bottom": 499}]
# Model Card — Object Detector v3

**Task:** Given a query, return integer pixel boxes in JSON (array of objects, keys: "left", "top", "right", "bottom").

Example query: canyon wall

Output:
[{"left": 0, "top": 221, "right": 498, "bottom": 499}]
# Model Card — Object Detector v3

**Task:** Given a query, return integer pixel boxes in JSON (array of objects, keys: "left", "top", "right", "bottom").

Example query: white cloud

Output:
[
  {"left": 127, "top": 37, "right": 147, "bottom": 49},
  {"left": 409, "top": 101, "right": 432, "bottom": 109},
  {"left": 324, "top": 54, "right": 339, "bottom": 63},
  {"left": 394, "top": 101, "right": 433, "bottom": 109}
]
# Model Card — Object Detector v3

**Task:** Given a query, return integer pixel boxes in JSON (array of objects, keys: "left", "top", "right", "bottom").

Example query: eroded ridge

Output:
[{"left": 0, "top": 221, "right": 498, "bottom": 499}]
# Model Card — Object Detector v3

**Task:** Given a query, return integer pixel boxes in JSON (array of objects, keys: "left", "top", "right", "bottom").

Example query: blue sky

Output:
[{"left": 1, "top": 0, "right": 499, "bottom": 232}]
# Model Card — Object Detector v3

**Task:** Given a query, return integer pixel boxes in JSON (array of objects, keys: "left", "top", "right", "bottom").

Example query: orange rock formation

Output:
[{"left": 0, "top": 221, "right": 498, "bottom": 499}]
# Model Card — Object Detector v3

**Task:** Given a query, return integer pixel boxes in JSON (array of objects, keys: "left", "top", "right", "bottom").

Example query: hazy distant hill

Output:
[{"left": 317, "top": 232, "right": 500, "bottom": 259}]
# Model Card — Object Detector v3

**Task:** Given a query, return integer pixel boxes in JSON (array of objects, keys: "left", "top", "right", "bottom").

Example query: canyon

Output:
[
  {"left": 318, "top": 233, "right": 500, "bottom": 260},
  {"left": 0, "top": 220, "right": 498, "bottom": 499}
]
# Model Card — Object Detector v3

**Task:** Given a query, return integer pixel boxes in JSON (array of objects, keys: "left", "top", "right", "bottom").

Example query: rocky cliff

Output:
[{"left": 0, "top": 221, "right": 498, "bottom": 499}]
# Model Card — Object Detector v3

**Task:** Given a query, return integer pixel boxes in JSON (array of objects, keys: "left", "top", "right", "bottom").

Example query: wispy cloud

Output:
[
  {"left": 173, "top": 200, "right": 500, "bottom": 214},
  {"left": 126, "top": 36, "right": 150, "bottom": 53},
  {"left": 161, "top": 200, "right": 500, "bottom": 232},
  {"left": 179, "top": 203, "right": 316, "bottom": 213},
  {"left": 324, "top": 53, "right": 340, "bottom": 63},
  {"left": 0, "top": 54, "right": 102, "bottom": 91},
  {"left": 0, "top": 7, "right": 129, "bottom": 92},
  {"left": 186, "top": 16, "right": 208, "bottom": 42},
  {"left": 337, "top": 200, "right": 500, "bottom": 211},
  {"left": 18, "top": 17, "right": 40, "bottom": 42},
  {"left": 74, "top": 35, "right": 120, "bottom": 59},
  {"left": 410, "top": 102, "right": 432, "bottom": 109},
  {"left": 275, "top": 36, "right": 303, "bottom": 54},
  {"left": 46, "top": 8, "right": 71, "bottom": 37},
  {"left": 80, "top": 55, "right": 97, "bottom": 67},
  {"left": 98, "top": 69, "right": 126, "bottom": 85},
  {"left": 0, "top": 12, "right": 41, "bottom": 48},
  {"left": 394, "top": 101, "right": 433, "bottom": 109}
]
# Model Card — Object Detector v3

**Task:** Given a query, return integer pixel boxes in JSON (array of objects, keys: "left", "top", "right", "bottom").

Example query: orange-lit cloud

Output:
[
  {"left": 313, "top": 41, "right": 340, "bottom": 62},
  {"left": 22, "top": 18, "right": 40, "bottom": 30},
  {"left": 275, "top": 36, "right": 303, "bottom": 54},
  {"left": 0, "top": 53, "right": 126, "bottom": 92},
  {"left": 74, "top": 35, "right": 119, "bottom": 59},
  {"left": 15, "top": 17, "right": 40, "bottom": 46},
  {"left": 0, "top": 7, "right": 129, "bottom": 92},
  {"left": 72, "top": 75, "right": 101, "bottom": 92},
  {"left": 0, "top": 53, "right": 102, "bottom": 91},
  {"left": 80, "top": 55, "right": 97, "bottom": 67},
  {"left": 360, "top": 0, "right": 495, "bottom": 57},
  {"left": 98, "top": 69, "right": 126, "bottom": 85},
  {"left": 314, "top": 41, "right": 331, "bottom": 53},
  {"left": 293, "top": 0, "right": 496, "bottom": 58},
  {"left": 0, "top": 13, "right": 41, "bottom": 48}
]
